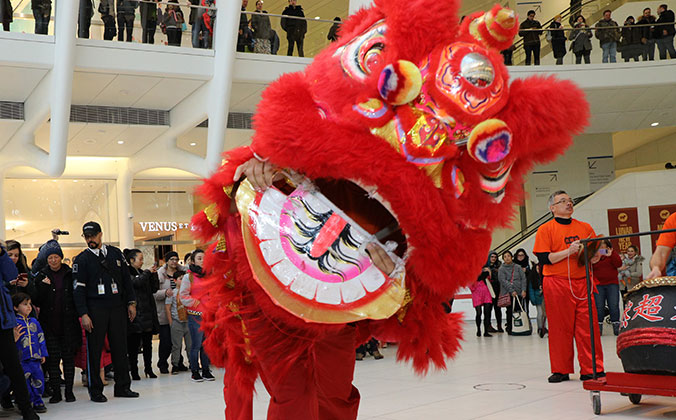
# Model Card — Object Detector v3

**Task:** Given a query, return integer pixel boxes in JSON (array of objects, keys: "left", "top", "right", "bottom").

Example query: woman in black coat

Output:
[
  {"left": 124, "top": 249, "right": 160, "bottom": 380},
  {"left": 549, "top": 15, "right": 567, "bottom": 64},
  {"left": 33, "top": 240, "right": 82, "bottom": 403}
]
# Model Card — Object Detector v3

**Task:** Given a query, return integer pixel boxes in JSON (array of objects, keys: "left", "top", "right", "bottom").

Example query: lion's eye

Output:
[
  {"left": 460, "top": 53, "right": 495, "bottom": 88},
  {"left": 335, "top": 20, "right": 387, "bottom": 81}
]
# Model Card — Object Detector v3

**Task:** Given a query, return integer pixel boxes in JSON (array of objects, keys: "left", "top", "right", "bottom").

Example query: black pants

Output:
[
  {"left": 505, "top": 296, "right": 525, "bottom": 333},
  {"left": 45, "top": 335, "right": 75, "bottom": 393},
  {"left": 78, "top": 7, "right": 92, "bottom": 38},
  {"left": 86, "top": 305, "right": 131, "bottom": 397},
  {"left": 167, "top": 28, "right": 181, "bottom": 47},
  {"left": 117, "top": 13, "right": 134, "bottom": 42},
  {"left": 2, "top": 21, "right": 9, "bottom": 31},
  {"left": 524, "top": 43, "right": 541, "bottom": 65},
  {"left": 475, "top": 303, "right": 491, "bottom": 333},
  {"left": 102, "top": 14, "right": 116, "bottom": 40},
  {"left": 139, "top": 3, "right": 157, "bottom": 44},
  {"left": 287, "top": 35, "right": 304, "bottom": 57},
  {"left": 157, "top": 324, "right": 172, "bottom": 370},
  {"left": 0, "top": 328, "right": 32, "bottom": 412},
  {"left": 127, "top": 331, "right": 153, "bottom": 373},
  {"left": 575, "top": 50, "right": 591, "bottom": 64}
]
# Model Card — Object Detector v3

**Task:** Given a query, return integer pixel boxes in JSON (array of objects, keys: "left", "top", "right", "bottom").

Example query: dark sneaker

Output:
[
  {"left": 177, "top": 364, "right": 189, "bottom": 372},
  {"left": 548, "top": 373, "right": 570, "bottom": 383},
  {"left": 90, "top": 394, "right": 108, "bottom": 403},
  {"left": 580, "top": 372, "right": 606, "bottom": 381},
  {"left": 33, "top": 405, "right": 47, "bottom": 414},
  {"left": 20, "top": 407, "right": 39, "bottom": 420},
  {"left": 202, "top": 370, "right": 215, "bottom": 381},
  {"left": 65, "top": 390, "right": 76, "bottom": 403},
  {"left": 612, "top": 322, "right": 620, "bottom": 336},
  {"left": 191, "top": 371, "right": 204, "bottom": 382},
  {"left": 355, "top": 352, "right": 364, "bottom": 361},
  {"left": 171, "top": 365, "right": 180, "bottom": 375}
]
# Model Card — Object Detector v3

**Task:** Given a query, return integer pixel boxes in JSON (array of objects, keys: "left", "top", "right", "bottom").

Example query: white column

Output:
[
  {"left": 349, "top": 0, "right": 373, "bottom": 14},
  {"left": 116, "top": 162, "right": 134, "bottom": 250},
  {"left": 46, "top": 0, "right": 79, "bottom": 177},
  {"left": 205, "top": 1, "right": 241, "bottom": 174}
]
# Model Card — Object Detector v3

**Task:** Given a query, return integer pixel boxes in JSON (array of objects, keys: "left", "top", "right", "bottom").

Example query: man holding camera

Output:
[{"left": 73, "top": 221, "right": 138, "bottom": 402}]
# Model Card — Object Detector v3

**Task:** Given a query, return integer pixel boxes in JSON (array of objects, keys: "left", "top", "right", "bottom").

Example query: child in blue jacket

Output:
[{"left": 12, "top": 293, "right": 48, "bottom": 413}]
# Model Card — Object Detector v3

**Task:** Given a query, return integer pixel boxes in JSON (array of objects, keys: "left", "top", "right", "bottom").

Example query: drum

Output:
[{"left": 617, "top": 276, "right": 676, "bottom": 375}]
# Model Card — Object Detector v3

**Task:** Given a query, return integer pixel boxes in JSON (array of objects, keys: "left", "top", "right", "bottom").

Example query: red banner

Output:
[
  {"left": 607, "top": 207, "right": 640, "bottom": 254},
  {"left": 649, "top": 204, "right": 676, "bottom": 252}
]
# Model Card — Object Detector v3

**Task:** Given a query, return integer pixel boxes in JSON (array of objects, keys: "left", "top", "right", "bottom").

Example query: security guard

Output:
[{"left": 73, "top": 221, "right": 139, "bottom": 402}]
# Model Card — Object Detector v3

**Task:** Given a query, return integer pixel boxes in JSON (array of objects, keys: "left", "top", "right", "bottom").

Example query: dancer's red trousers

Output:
[
  {"left": 543, "top": 276, "right": 604, "bottom": 375},
  {"left": 225, "top": 324, "right": 360, "bottom": 420}
]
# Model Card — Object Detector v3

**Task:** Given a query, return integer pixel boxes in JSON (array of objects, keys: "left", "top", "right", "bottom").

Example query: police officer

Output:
[{"left": 73, "top": 221, "right": 139, "bottom": 402}]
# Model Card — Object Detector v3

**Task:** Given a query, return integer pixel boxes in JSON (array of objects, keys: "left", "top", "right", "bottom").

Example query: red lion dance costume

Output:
[{"left": 190, "top": 1, "right": 589, "bottom": 418}]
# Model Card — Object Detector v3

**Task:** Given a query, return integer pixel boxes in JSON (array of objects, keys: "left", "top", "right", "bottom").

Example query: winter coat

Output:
[
  {"left": 154, "top": 264, "right": 185, "bottom": 325},
  {"left": 637, "top": 15, "right": 656, "bottom": 40},
  {"left": 526, "top": 263, "right": 543, "bottom": 305},
  {"left": 497, "top": 263, "right": 527, "bottom": 296},
  {"left": 281, "top": 4, "right": 307, "bottom": 37},
  {"left": 0, "top": 249, "right": 18, "bottom": 330},
  {"left": 116, "top": 0, "right": 137, "bottom": 15},
  {"left": 328, "top": 22, "right": 341, "bottom": 42},
  {"left": 519, "top": 18, "right": 542, "bottom": 45},
  {"left": 549, "top": 21, "right": 567, "bottom": 58},
  {"left": 162, "top": 4, "right": 184, "bottom": 28},
  {"left": 251, "top": 11, "right": 272, "bottom": 40},
  {"left": 655, "top": 9, "right": 676, "bottom": 38},
  {"left": 33, "top": 265, "right": 82, "bottom": 350},
  {"left": 1, "top": 0, "right": 13, "bottom": 23},
  {"left": 128, "top": 266, "right": 160, "bottom": 334},
  {"left": 620, "top": 21, "right": 643, "bottom": 59},
  {"left": 569, "top": 25, "right": 593, "bottom": 53},
  {"left": 595, "top": 18, "right": 621, "bottom": 45},
  {"left": 98, "top": 0, "right": 115, "bottom": 16},
  {"left": 270, "top": 29, "right": 280, "bottom": 54},
  {"left": 623, "top": 254, "right": 645, "bottom": 290},
  {"left": 15, "top": 315, "right": 48, "bottom": 361}
]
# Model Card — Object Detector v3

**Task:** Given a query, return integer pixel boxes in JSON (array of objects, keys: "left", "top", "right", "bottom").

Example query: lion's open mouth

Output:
[{"left": 235, "top": 176, "right": 408, "bottom": 323}]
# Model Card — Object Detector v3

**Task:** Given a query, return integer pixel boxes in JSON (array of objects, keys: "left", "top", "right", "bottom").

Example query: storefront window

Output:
[
  {"left": 131, "top": 179, "right": 202, "bottom": 266},
  {"left": 4, "top": 178, "right": 118, "bottom": 263}
]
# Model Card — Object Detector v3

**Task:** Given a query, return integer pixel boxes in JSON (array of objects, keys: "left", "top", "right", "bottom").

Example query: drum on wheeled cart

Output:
[{"left": 579, "top": 228, "right": 676, "bottom": 415}]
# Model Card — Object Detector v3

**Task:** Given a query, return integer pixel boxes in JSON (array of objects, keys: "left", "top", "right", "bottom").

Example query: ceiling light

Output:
[
  {"left": 84, "top": 139, "right": 96, "bottom": 144},
  {"left": 32, "top": 179, "right": 37, "bottom": 182},
  {"left": 189, "top": 142, "right": 197, "bottom": 146},
  {"left": 117, "top": 140, "right": 125, "bottom": 145},
  {"left": 651, "top": 122, "right": 659, "bottom": 127},
  {"left": 73, "top": 180, "right": 78, "bottom": 183},
  {"left": 314, "top": 16, "right": 320, "bottom": 19}
]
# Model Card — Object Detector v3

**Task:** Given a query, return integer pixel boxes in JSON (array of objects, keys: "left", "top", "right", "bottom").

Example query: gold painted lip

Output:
[
  {"left": 627, "top": 276, "right": 676, "bottom": 294},
  {"left": 235, "top": 178, "right": 407, "bottom": 324}
]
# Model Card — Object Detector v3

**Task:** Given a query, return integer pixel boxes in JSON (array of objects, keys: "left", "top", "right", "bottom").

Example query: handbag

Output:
[
  {"left": 511, "top": 297, "right": 532, "bottom": 336},
  {"left": 485, "top": 279, "right": 496, "bottom": 299},
  {"left": 497, "top": 293, "right": 511, "bottom": 307},
  {"left": 497, "top": 269, "right": 513, "bottom": 307}
]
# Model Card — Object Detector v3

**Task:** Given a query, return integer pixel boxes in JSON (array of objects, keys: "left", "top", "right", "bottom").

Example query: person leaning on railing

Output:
[
  {"left": 251, "top": 0, "right": 272, "bottom": 54},
  {"left": 595, "top": 9, "right": 621, "bottom": 63},
  {"left": 518, "top": 9, "right": 543, "bottom": 65},
  {"left": 655, "top": 4, "right": 676, "bottom": 59},
  {"left": 548, "top": 14, "right": 567, "bottom": 65},
  {"left": 569, "top": 15, "right": 593, "bottom": 64},
  {"left": 619, "top": 15, "right": 643, "bottom": 62},
  {"left": 637, "top": 7, "right": 657, "bottom": 61}
]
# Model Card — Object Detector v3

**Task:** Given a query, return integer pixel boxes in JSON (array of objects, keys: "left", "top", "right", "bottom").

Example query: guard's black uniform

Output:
[{"left": 73, "top": 244, "right": 136, "bottom": 398}]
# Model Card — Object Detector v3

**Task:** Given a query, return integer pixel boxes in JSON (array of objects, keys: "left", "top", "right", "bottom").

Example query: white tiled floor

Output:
[{"left": 15, "top": 322, "right": 676, "bottom": 420}]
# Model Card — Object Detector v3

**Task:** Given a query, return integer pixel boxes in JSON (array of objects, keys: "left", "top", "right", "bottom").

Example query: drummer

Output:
[
  {"left": 532, "top": 190, "right": 604, "bottom": 383},
  {"left": 647, "top": 212, "right": 676, "bottom": 280}
]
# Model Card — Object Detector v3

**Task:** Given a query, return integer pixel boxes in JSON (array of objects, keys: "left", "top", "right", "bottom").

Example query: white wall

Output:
[
  {"left": 512, "top": 169, "right": 676, "bottom": 276},
  {"left": 615, "top": 131, "right": 676, "bottom": 171}
]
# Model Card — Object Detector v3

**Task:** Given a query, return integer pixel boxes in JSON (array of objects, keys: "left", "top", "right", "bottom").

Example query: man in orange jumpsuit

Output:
[
  {"left": 647, "top": 211, "right": 676, "bottom": 279},
  {"left": 533, "top": 190, "right": 604, "bottom": 383}
]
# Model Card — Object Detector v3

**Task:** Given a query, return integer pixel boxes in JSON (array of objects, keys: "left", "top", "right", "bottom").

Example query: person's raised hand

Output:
[
  {"left": 646, "top": 266, "right": 662, "bottom": 280},
  {"left": 233, "top": 157, "right": 280, "bottom": 191},
  {"left": 365, "top": 243, "right": 396, "bottom": 276}
]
